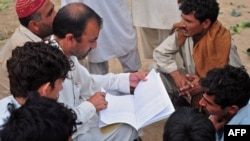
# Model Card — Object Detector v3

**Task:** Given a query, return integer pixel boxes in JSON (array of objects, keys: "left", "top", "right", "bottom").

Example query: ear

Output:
[
  {"left": 28, "top": 20, "right": 40, "bottom": 33},
  {"left": 202, "top": 19, "right": 211, "bottom": 29},
  {"left": 65, "top": 33, "right": 75, "bottom": 43},
  {"left": 227, "top": 105, "right": 239, "bottom": 116},
  {"left": 62, "top": 33, "right": 76, "bottom": 49},
  {"left": 37, "top": 82, "right": 51, "bottom": 97}
]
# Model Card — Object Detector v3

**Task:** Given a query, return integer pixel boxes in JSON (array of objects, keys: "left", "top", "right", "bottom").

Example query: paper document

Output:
[{"left": 99, "top": 69, "right": 175, "bottom": 130}]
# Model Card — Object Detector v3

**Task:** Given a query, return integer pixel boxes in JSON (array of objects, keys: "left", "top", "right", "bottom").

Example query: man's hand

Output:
[
  {"left": 129, "top": 71, "right": 148, "bottom": 91},
  {"left": 209, "top": 115, "right": 227, "bottom": 131},
  {"left": 179, "top": 74, "right": 202, "bottom": 96},
  {"left": 170, "top": 70, "right": 193, "bottom": 95},
  {"left": 87, "top": 92, "right": 107, "bottom": 112}
]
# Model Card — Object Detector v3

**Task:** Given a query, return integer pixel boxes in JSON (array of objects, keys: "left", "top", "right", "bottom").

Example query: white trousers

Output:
[
  {"left": 88, "top": 49, "right": 141, "bottom": 74},
  {"left": 73, "top": 124, "right": 138, "bottom": 141}
]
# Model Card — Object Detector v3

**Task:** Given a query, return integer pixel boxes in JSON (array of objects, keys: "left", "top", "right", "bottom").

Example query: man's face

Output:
[
  {"left": 44, "top": 78, "right": 64, "bottom": 99},
  {"left": 180, "top": 12, "right": 205, "bottom": 37},
  {"left": 72, "top": 19, "right": 100, "bottom": 59},
  {"left": 36, "top": 0, "right": 57, "bottom": 39},
  {"left": 199, "top": 94, "right": 232, "bottom": 120}
]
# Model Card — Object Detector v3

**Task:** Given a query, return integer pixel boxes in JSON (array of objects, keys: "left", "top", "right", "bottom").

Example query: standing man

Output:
[
  {"left": 0, "top": 0, "right": 57, "bottom": 98},
  {"left": 153, "top": 0, "right": 243, "bottom": 109},
  {"left": 132, "top": 0, "right": 181, "bottom": 59},
  {"left": 52, "top": 3, "right": 147, "bottom": 140},
  {"left": 199, "top": 65, "right": 250, "bottom": 141}
]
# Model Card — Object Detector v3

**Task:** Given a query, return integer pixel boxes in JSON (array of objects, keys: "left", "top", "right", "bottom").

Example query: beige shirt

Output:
[
  {"left": 153, "top": 31, "right": 243, "bottom": 74},
  {"left": 0, "top": 25, "right": 41, "bottom": 99}
]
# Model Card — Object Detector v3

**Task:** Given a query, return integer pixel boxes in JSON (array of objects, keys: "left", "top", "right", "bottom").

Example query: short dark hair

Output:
[
  {"left": 200, "top": 65, "right": 250, "bottom": 109},
  {"left": 7, "top": 41, "right": 73, "bottom": 98},
  {"left": 179, "top": 0, "right": 219, "bottom": 24},
  {"left": 0, "top": 91, "right": 77, "bottom": 141},
  {"left": 163, "top": 107, "right": 215, "bottom": 141},
  {"left": 53, "top": 2, "right": 102, "bottom": 42}
]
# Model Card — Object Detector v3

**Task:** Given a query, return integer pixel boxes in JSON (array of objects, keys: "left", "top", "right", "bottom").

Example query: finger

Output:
[
  {"left": 142, "top": 73, "right": 148, "bottom": 81},
  {"left": 138, "top": 72, "right": 148, "bottom": 79},
  {"left": 179, "top": 84, "right": 192, "bottom": 91},
  {"left": 102, "top": 92, "right": 106, "bottom": 97},
  {"left": 138, "top": 73, "right": 147, "bottom": 81},
  {"left": 186, "top": 75, "right": 194, "bottom": 81},
  {"left": 179, "top": 91, "right": 185, "bottom": 96},
  {"left": 186, "top": 74, "right": 198, "bottom": 81},
  {"left": 179, "top": 90, "right": 190, "bottom": 96},
  {"left": 103, "top": 101, "right": 108, "bottom": 109}
]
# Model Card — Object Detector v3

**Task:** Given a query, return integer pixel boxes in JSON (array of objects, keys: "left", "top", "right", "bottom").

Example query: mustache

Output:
[{"left": 180, "top": 26, "right": 187, "bottom": 31}]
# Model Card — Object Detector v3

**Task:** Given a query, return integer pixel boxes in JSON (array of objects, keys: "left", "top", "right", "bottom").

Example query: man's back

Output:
[
  {"left": 0, "top": 0, "right": 56, "bottom": 99},
  {"left": 0, "top": 25, "right": 41, "bottom": 98}
]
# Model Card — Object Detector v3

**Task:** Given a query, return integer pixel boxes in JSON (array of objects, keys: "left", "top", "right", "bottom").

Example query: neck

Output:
[
  {"left": 192, "top": 29, "right": 208, "bottom": 45},
  {"left": 53, "top": 36, "right": 70, "bottom": 58},
  {"left": 15, "top": 97, "right": 26, "bottom": 105}
]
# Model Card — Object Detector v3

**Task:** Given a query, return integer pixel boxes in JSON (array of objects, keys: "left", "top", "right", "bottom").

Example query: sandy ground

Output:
[{"left": 0, "top": 0, "right": 250, "bottom": 140}]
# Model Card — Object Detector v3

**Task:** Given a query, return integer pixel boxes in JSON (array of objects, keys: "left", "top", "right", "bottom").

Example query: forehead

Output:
[
  {"left": 37, "top": 0, "right": 53, "bottom": 15},
  {"left": 83, "top": 19, "right": 101, "bottom": 36},
  {"left": 203, "top": 94, "right": 217, "bottom": 105},
  {"left": 181, "top": 12, "right": 199, "bottom": 22}
]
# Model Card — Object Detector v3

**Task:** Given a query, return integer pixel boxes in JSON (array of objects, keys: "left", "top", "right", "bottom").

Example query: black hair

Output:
[
  {"left": 163, "top": 106, "right": 215, "bottom": 141},
  {"left": 7, "top": 41, "right": 73, "bottom": 98},
  {"left": 0, "top": 91, "right": 78, "bottom": 141},
  {"left": 53, "top": 2, "right": 102, "bottom": 42},
  {"left": 200, "top": 65, "right": 250, "bottom": 109},
  {"left": 180, "top": 0, "right": 219, "bottom": 24}
]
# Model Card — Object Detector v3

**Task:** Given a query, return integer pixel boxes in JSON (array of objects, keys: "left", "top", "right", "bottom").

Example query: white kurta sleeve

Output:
[
  {"left": 59, "top": 56, "right": 132, "bottom": 136},
  {"left": 73, "top": 101, "right": 96, "bottom": 122},
  {"left": 92, "top": 73, "right": 130, "bottom": 94}
]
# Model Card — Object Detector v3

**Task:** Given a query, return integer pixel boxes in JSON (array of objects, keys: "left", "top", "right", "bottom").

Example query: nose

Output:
[
  {"left": 59, "top": 83, "right": 63, "bottom": 91},
  {"left": 51, "top": 10, "right": 57, "bottom": 20},
  {"left": 180, "top": 19, "right": 186, "bottom": 27},
  {"left": 199, "top": 97, "right": 205, "bottom": 107},
  {"left": 91, "top": 42, "right": 97, "bottom": 49}
]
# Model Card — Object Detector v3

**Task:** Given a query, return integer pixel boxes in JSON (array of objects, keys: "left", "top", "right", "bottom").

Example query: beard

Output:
[
  {"left": 39, "top": 23, "right": 53, "bottom": 39},
  {"left": 77, "top": 48, "right": 92, "bottom": 60}
]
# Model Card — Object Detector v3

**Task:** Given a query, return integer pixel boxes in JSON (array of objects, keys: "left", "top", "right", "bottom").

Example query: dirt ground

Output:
[{"left": 0, "top": 0, "right": 250, "bottom": 141}]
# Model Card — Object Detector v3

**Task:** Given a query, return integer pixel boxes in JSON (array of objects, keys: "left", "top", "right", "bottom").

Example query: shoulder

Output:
[
  {"left": 0, "top": 96, "right": 17, "bottom": 127},
  {"left": 2, "top": 26, "right": 33, "bottom": 50},
  {"left": 0, "top": 96, "right": 18, "bottom": 110}
]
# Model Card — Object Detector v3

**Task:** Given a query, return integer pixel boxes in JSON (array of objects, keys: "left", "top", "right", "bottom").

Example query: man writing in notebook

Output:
[{"left": 52, "top": 3, "right": 147, "bottom": 141}]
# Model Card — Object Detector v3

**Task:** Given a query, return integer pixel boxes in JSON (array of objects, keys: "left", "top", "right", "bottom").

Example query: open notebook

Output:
[{"left": 99, "top": 69, "right": 175, "bottom": 130}]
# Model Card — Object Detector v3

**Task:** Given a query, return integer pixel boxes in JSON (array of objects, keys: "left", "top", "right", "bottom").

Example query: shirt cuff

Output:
[
  {"left": 117, "top": 73, "right": 130, "bottom": 94},
  {"left": 74, "top": 101, "right": 96, "bottom": 122}
]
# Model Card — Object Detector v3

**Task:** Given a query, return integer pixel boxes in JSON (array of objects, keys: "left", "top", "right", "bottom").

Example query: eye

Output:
[{"left": 89, "top": 40, "right": 96, "bottom": 43}]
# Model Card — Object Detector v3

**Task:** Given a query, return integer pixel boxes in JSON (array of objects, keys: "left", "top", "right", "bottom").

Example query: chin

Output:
[
  {"left": 182, "top": 31, "right": 190, "bottom": 37},
  {"left": 77, "top": 54, "right": 88, "bottom": 60},
  {"left": 183, "top": 33, "right": 191, "bottom": 37}
]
